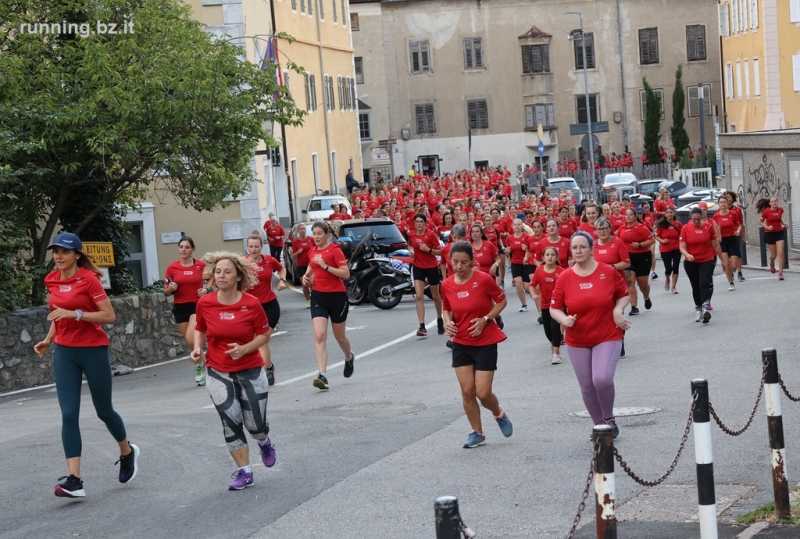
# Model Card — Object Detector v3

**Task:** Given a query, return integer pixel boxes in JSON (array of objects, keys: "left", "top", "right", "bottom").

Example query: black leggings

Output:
[
  {"left": 661, "top": 250, "right": 681, "bottom": 276},
  {"left": 269, "top": 246, "right": 283, "bottom": 262},
  {"left": 541, "top": 308, "right": 562, "bottom": 348},
  {"left": 684, "top": 260, "right": 715, "bottom": 307}
]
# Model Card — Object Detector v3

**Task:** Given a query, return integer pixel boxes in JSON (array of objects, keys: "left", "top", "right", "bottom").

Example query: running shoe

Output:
[
  {"left": 694, "top": 307, "right": 702, "bottom": 322},
  {"left": 707, "top": 301, "right": 713, "bottom": 311},
  {"left": 551, "top": 354, "right": 562, "bottom": 365},
  {"left": 671, "top": 287, "right": 678, "bottom": 294},
  {"left": 770, "top": 263, "right": 776, "bottom": 274},
  {"left": 537, "top": 314, "right": 543, "bottom": 325},
  {"left": 437, "top": 318, "right": 445, "bottom": 335},
  {"left": 446, "top": 339, "right": 453, "bottom": 350},
  {"left": 779, "top": 273, "right": 785, "bottom": 281},
  {"left": 228, "top": 469, "right": 254, "bottom": 490},
  {"left": 619, "top": 342, "right": 625, "bottom": 358},
  {"left": 607, "top": 420, "right": 620, "bottom": 439},
  {"left": 463, "top": 431, "right": 486, "bottom": 448},
  {"left": 195, "top": 363, "right": 207, "bottom": 386},
  {"left": 664, "top": 277, "right": 670, "bottom": 291},
  {"left": 259, "top": 438, "right": 277, "bottom": 468},
  {"left": 628, "top": 306, "right": 640, "bottom": 316},
  {"left": 496, "top": 315, "right": 505, "bottom": 330},
  {"left": 306, "top": 300, "right": 311, "bottom": 308},
  {"left": 265, "top": 365, "right": 275, "bottom": 386},
  {"left": 55, "top": 475, "right": 85, "bottom": 498},
  {"left": 651, "top": 271, "right": 658, "bottom": 280},
  {"left": 343, "top": 352, "right": 355, "bottom": 378},
  {"left": 313, "top": 373, "right": 329, "bottom": 390},
  {"left": 644, "top": 297, "right": 652, "bottom": 310},
  {"left": 702, "top": 302, "right": 711, "bottom": 324},
  {"left": 117, "top": 443, "right": 140, "bottom": 484},
  {"left": 495, "top": 411, "right": 513, "bottom": 437},
  {"left": 738, "top": 272, "right": 746, "bottom": 282},
  {"left": 519, "top": 304, "right": 528, "bottom": 313},
  {"left": 416, "top": 326, "right": 428, "bottom": 337},
  {"left": 728, "top": 282, "right": 735, "bottom": 291}
]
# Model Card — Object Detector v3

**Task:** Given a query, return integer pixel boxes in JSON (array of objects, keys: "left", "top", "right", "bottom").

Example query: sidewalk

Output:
[
  {"left": 573, "top": 521, "right": 798, "bottom": 538},
  {"left": 740, "top": 244, "right": 800, "bottom": 274}
]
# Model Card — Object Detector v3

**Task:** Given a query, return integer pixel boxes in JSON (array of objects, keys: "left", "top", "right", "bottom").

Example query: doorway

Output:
[
  {"left": 474, "top": 160, "right": 489, "bottom": 171},
  {"left": 418, "top": 155, "right": 440, "bottom": 177}
]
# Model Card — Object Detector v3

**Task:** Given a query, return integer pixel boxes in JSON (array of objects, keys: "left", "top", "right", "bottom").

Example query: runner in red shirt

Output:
[
  {"left": 530, "top": 246, "right": 565, "bottom": 364},
  {"left": 470, "top": 223, "right": 500, "bottom": 275},
  {"left": 679, "top": 207, "right": 725, "bottom": 323},
  {"left": 35, "top": 233, "right": 138, "bottom": 498},
  {"left": 289, "top": 223, "right": 315, "bottom": 306},
  {"left": 441, "top": 224, "right": 467, "bottom": 279},
  {"left": 504, "top": 218, "right": 531, "bottom": 312},
  {"left": 757, "top": 196, "right": 788, "bottom": 280},
  {"left": 555, "top": 206, "right": 577, "bottom": 239},
  {"left": 490, "top": 208, "right": 509, "bottom": 285},
  {"left": 192, "top": 252, "right": 275, "bottom": 490},
  {"left": 408, "top": 213, "right": 445, "bottom": 336},
  {"left": 441, "top": 241, "right": 511, "bottom": 449},
  {"left": 301, "top": 222, "right": 355, "bottom": 389},
  {"left": 712, "top": 196, "right": 743, "bottom": 291},
  {"left": 536, "top": 219, "right": 572, "bottom": 268},
  {"left": 616, "top": 207, "right": 654, "bottom": 315},
  {"left": 522, "top": 220, "right": 546, "bottom": 322},
  {"left": 655, "top": 208, "right": 683, "bottom": 294},
  {"left": 438, "top": 212, "right": 455, "bottom": 238},
  {"left": 724, "top": 190, "right": 746, "bottom": 282},
  {"left": 608, "top": 202, "right": 624, "bottom": 233},
  {"left": 263, "top": 214, "right": 286, "bottom": 261},
  {"left": 550, "top": 231, "right": 631, "bottom": 438},
  {"left": 653, "top": 188, "right": 675, "bottom": 218},
  {"left": 594, "top": 217, "right": 632, "bottom": 358},
  {"left": 577, "top": 203, "right": 600, "bottom": 239}
]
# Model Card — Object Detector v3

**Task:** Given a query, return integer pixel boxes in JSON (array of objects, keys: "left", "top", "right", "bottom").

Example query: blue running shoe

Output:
[
  {"left": 495, "top": 411, "right": 513, "bottom": 437},
  {"left": 463, "top": 431, "right": 486, "bottom": 448}
]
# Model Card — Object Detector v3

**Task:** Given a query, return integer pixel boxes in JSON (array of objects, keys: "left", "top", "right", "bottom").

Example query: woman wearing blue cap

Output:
[{"left": 33, "top": 232, "right": 139, "bottom": 498}]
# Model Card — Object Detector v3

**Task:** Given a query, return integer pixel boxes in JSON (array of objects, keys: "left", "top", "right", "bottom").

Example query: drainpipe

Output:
[
  {"left": 314, "top": 1, "right": 336, "bottom": 193},
  {"left": 615, "top": 0, "right": 628, "bottom": 152}
]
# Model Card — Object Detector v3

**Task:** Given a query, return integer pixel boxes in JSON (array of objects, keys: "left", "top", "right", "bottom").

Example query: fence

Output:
[{"left": 525, "top": 163, "right": 676, "bottom": 202}]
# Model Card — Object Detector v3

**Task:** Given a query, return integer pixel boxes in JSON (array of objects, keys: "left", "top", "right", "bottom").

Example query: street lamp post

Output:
[{"left": 565, "top": 11, "right": 597, "bottom": 202}]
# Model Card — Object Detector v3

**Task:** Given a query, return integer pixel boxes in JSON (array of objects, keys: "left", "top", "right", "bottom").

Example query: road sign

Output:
[
  {"left": 378, "top": 139, "right": 397, "bottom": 146},
  {"left": 580, "top": 134, "right": 600, "bottom": 154},
  {"left": 537, "top": 124, "right": 544, "bottom": 141},
  {"left": 83, "top": 242, "right": 115, "bottom": 266},
  {"left": 538, "top": 141, "right": 545, "bottom": 157}
]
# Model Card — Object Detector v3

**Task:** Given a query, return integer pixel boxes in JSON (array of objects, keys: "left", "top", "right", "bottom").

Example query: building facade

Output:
[
  {"left": 718, "top": 0, "right": 800, "bottom": 132},
  {"left": 351, "top": 0, "right": 722, "bottom": 180}
]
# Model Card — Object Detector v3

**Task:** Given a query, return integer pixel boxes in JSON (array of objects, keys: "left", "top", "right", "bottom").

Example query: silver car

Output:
[
  {"left": 601, "top": 172, "right": 638, "bottom": 202},
  {"left": 547, "top": 177, "right": 584, "bottom": 204}
]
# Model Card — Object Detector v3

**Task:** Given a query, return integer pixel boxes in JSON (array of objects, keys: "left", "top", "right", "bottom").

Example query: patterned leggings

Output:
[{"left": 207, "top": 367, "right": 270, "bottom": 452}]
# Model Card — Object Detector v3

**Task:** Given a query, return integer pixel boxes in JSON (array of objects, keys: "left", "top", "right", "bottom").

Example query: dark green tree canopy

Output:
[
  {"left": 670, "top": 64, "right": 690, "bottom": 160},
  {"left": 642, "top": 77, "right": 661, "bottom": 166}
]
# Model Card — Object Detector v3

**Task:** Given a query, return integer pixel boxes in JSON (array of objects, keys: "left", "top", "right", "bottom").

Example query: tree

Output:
[
  {"left": 670, "top": 64, "right": 690, "bottom": 159},
  {"left": 0, "top": 0, "right": 305, "bottom": 304},
  {"left": 642, "top": 78, "right": 662, "bottom": 166}
]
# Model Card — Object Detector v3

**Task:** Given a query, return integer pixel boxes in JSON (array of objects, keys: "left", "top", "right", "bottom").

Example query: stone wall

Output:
[{"left": 0, "top": 293, "right": 188, "bottom": 393}]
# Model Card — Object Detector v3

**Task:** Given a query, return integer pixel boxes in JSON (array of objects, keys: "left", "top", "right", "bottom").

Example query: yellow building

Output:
[
  {"left": 719, "top": 0, "right": 800, "bottom": 131},
  {"left": 125, "top": 0, "right": 361, "bottom": 285}
]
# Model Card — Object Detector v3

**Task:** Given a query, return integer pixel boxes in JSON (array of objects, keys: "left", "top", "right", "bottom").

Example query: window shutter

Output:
[
  {"left": 474, "top": 38, "right": 483, "bottom": 67},
  {"left": 479, "top": 100, "right": 488, "bottom": 128},
  {"left": 792, "top": 0, "right": 800, "bottom": 23},
  {"left": 793, "top": 55, "right": 800, "bottom": 92},
  {"left": 410, "top": 41, "right": 420, "bottom": 72},
  {"left": 639, "top": 29, "right": 649, "bottom": 63},
  {"left": 311, "top": 75, "right": 316, "bottom": 110},
  {"left": 688, "top": 86, "right": 699, "bottom": 117},
  {"left": 338, "top": 76, "right": 343, "bottom": 109},
  {"left": 702, "top": 86, "right": 711, "bottom": 116},
  {"left": 535, "top": 104, "right": 546, "bottom": 127},
  {"left": 546, "top": 103, "right": 555, "bottom": 126},
  {"left": 648, "top": 29, "right": 658, "bottom": 64},
  {"left": 291, "top": 0, "right": 296, "bottom": 10},
  {"left": 696, "top": 27, "right": 706, "bottom": 60},
  {"left": 305, "top": 74, "right": 310, "bottom": 110},
  {"left": 744, "top": 60, "right": 750, "bottom": 98},
  {"left": 319, "top": 0, "right": 324, "bottom": 19},
  {"left": 351, "top": 79, "right": 356, "bottom": 109},
  {"left": 542, "top": 44, "right": 550, "bottom": 72},
  {"left": 719, "top": 3, "right": 730, "bottom": 36},
  {"left": 425, "top": 104, "right": 435, "bottom": 133},
  {"left": 464, "top": 38, "right": 474, "bottom": 69},
  {"left": 531, "top": 45, "right": 542, "bottom": 73},
  {"left": 420, "top": 40, "right": 430, "bottom": 71},
  {"left": 415, "top": 105, "right": 424, "bottom": 133},
  {"left": 308, "top": 0, "right": 312, "bottom": 16},
  {"left": 525, "top": 105, "right": 535, "bottom": 129},
  {"left": 687, "top": 26, "right": 697, "bottom": 61},
  {"left": 301, "top": 0, "right": 305, "bottom": 14},
  {"left": 576, "top": 97, "right": 586, "bottom": 124},
  {"left": 521, "top": 45, "right": 531, "bottom": 73},
  {"left": 467, "top": 100, "right": 477, "bottom": 128},
  {"left": 284, "top": 71, "right": 291, "bottom": 100},
  {"left": 732, "top": 0, "right": 739, "bottom": 32},
  {"left": 333, "top": 0, "right": 337, "bottom": 22},
  {"left": 585, "top": 34, "right": 594, "bottom": 68},
  {"left": 751, "top": 0, "right": 758, "bottom": 28},
  {"left": 753, "top": 58, "right": 761, "bottom": 96}
]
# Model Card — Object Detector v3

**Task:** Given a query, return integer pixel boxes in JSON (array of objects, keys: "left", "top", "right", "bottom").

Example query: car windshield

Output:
[
  {"left": 340, "top": 222, "right": 404, "bottom": 244},
  {"left": 550, "top": 181, "right": 577, "bottom": 188},
  {"left": 308, "top": 200, "right": 324, "bottom": 211},
  {"left": 605, "top": 175, "right": 636, "bottom": 184},
  {"left": 638, "top": 182, "right": 661, "bottom": 196}
]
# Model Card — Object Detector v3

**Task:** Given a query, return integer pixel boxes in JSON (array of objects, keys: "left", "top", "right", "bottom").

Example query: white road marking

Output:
[
  {"left": 346, "top": 325, "right": 366, "bottom": 330},
  {"left": 271, "top": 331, "right": 288, "bottom": 337},
  {"left": 202, "top": 404, "right": 215, "bottom": 409},
  {"left": 275, "top": 319, "right": 438, "bottom": 386}
]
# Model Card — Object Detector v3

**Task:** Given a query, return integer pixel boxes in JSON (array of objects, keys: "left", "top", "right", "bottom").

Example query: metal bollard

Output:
[
  {"left": 763, "top": 349, "right": 790, "bottom": 519},
  {"left": 593, "top": 424, "right": 617, "bottom": 539},
  {"left": 434, "top": 496, "right": 469, "bottom": 539},
  {"left": 691, "top": 379, "right": 718, "bottom": 539}
]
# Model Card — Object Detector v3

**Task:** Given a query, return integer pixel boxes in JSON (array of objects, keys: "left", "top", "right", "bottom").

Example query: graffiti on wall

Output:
[{"left": 744, "top": 154, "right": 789, "bottom": 207}]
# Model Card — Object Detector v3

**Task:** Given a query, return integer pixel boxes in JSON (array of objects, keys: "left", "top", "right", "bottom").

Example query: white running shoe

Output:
[
  {"left": 519, "top": 305, "right": 528, "bottom": 312},
  {"left": 694, "top": 308, "right": 702, "bottom": 323},
  {"left": 195, "top": 363, "right": 207, "bottom": 386},
  {"left": 551, "top": 354, "right": 562, "bottom": 365},
  {"left": 728, "top": 282, "right": 735, "bottom": 291}
]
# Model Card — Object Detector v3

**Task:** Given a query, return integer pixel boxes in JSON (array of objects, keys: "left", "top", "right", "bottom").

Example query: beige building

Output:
[
  {"left": 123, "top": 0, "right": 362, "bottom": 285},
  {"left": 351, "top": 0, "right": 722, "bottom": 179}
]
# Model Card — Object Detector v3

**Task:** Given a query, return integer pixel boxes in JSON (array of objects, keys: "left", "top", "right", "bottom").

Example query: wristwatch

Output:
[
  {"left": 75, "top": 309, "right": 84, "bottom": 321},
  {"left": 483, "top": 315, "right": 492, "bottom": 324}
]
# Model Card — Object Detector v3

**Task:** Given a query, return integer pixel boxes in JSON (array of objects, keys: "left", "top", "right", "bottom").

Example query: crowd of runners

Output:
[{"left": 33, "top": 166, "right": 787, "bottom": 497}]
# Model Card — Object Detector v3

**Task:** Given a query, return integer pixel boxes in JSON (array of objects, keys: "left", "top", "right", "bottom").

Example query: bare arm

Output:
[
  {"left": 33, "top": 322, "right": 57, "bottom": 358},
  {"left": 48, "top": 298, "right": 115, "bottom": 325}
]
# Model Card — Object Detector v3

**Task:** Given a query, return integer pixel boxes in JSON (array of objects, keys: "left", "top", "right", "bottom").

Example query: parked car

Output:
[
  {"left": 637, "top": 179, "right": 671, "bottom": 198},
  {"left": 329, "top": 218, "right": 408, "bottom": 259},
  {"left": 676, "top": 188, "right": 724, "bottom": 206},
  {"left": 675, "top": 201, "right": 719, "bottom": 224},
  {"left": 601, "top": 173, "right": 638, "bottom": 202},
  {"left": 546, "top": 177, "right": 584, "bottom": 204},
  {"left": 302, "top": 193, "right": 351, "bottom": 221}
]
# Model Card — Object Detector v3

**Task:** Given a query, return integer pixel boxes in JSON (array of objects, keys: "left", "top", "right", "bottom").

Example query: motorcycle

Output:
[
  {"left": 367, "top": 250, "right": 432, "bottom": 310},
  {"left": 344, "top": 231, "right": 392, "bottom": 305}
]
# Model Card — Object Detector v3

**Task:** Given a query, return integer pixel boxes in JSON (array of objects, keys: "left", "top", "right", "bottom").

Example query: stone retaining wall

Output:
[{"left": 0, "top": 293, "right": 188, "bottom": 393}]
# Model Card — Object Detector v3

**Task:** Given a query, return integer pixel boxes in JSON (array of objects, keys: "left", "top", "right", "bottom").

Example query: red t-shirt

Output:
[
  {"left": 195, "top": 292, "right": 270, "bottom": 372},
  {"left": 165, "top": 259, "right": 207, "bottom": 305},
  {"left": 441, "top": 271, "right": 507, "bottom": 347},
  {"left": 309, "top": 243, "right": 348, "bottom": 292},
  {"left": 484, "top": 227, "right": 500, "bottom": 247},
  {"left": 506, "top": 233, "right": 528, "bottom": 265},
  {"left": 556, "top": 218, "right": 577, "bottom": 239},
  {"left": 441, "top": 242, "right": 454, "bottom": 276},
  {"left": 245, "top": 255, "right": 282, "bottom": 304},
  {"left": 577, "top": 222, "right": 599, "bottom": 239},
  {"left": 656, "top": 221, "right": 682, "bottom": 252},
  {"left": 45, "top": 267, "right": 110, "bottom": 347},
  {"left": 593, "top": 238, "right": 630, "bottom": 276},
  {"left": 761, "top": 207, "right": 784, "bottom": 232},
  {"left": 550, "top": 263, "right": 629, "bottom": 348},
  {"left": 617, "top": 223, "right": 653, "bottom": 254},
  {"left": 731, "top": 206, "right": 743, "bottom": 234},
  {"left": 264, "top": 223, "right": 286, "bottom": 247},
  {"left": 712, "top": 211, "right": 740, "bottom": 238},
  {"left": 530, "top": 265, "right": 564, "bottom": 306},
  {"left": 609, "top": 215, "right": 625, "bottom": 232},
  {"left": 679, "top": 221, "right": 717, "bottom": 263},
  {"left": 472, "top": 240, "right": 499, "bottom": 272},
  {"left": 654, "top": 199, "right": 675, "bottom": 218},
  {"left": 535, "top": 236, "right": 571, "bottom": 267},
  {"left": 524, "top": 235, "right": 543, "bottom": 265},
  {"left": 291, "top": 237, "right": 315, "bottom": 267},
  {"left": 408, "top": 229, "right": 440, "bottom": 269}
]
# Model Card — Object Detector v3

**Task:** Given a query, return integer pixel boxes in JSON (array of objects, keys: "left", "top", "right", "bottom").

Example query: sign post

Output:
[
  {"left": 537, "top": 124, "right": 545, "bottom": 187},
  {"left": 83, "top": 242, "right": 115, "bottom": 289}
]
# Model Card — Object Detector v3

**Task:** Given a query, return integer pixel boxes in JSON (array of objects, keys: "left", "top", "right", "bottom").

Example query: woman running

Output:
[
  {"left": 290, "top": 223, "right": 315, "bottom": 307},
  {"left": 505, "top": 218, "right": 530, "bottom": 312},
  {"left": 530, "top": 246, "right": 564, "bottom": 364},
  {"left": 523, "top": 220, "right": 545, "bottom": 323},
  {"left": 577, "top": 203, "right": 600, "bottom": 239},
  {"left": 550, "top": 231, "right": 631, "bottom": 439},
  {"left": 712, "top": 196, "right": 742, "bottom": 291},
  {"left": 470, "top": 222, "right": 501, "bottom": 276},
  {"left": 490, "top": 208, "right": 509, "bottom": 285},
  {"left": 655, "top": 208, "right": 683, "bottom": 294},
  {"left": 408, "top": 213, "right": 445, "bottom": 336},
  {"left": 680, "top": 208, "right": 726, "bottom": 323},
  {"left": 617, "top": 207, "right": 654, "bottom": 315},
  {"left": 724, "top": 191, "right": 746, "bottom": 282},
  {"left": 536, "top": 219, "right": 572, "bottom": 268},
  {"left": 593, "top": 218, "right": 632, "bottom": 358},
  {"left": 757, "top": 197, "right": 788, "bottom": 280},
  {"left": 301, "top": 222, "right": 355, "bottom": 389},
  {"left": 441, "top": 241, "right": 512, "bottom": 449},
  {"left": 192, "top": 252, "right": 276, "bottom": 490},
  {"left": 164, "top": 237, "right": 210, "bottom": 386},
  {"left": 245, "top": 231, "right": 287, "bottom": 386},
  {"left": 556, "top": 206, "right": 577, "bottom": 239},
  {"left": 441, "top": 224, "right": 467, "bottom": 279},
  {"left": 34, "top": 233, "right": 139, "bottom": 498},
  {"left": 264, "top": 213, "right": 286, "bottom": 261}
]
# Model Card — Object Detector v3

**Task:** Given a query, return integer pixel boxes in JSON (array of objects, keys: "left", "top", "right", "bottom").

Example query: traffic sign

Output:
[
  {"left": 83, "top": 242, "right": 115, "bottom": 266},
  {"left": 537, "top": 141, "right": 545, "bottom": 157}
]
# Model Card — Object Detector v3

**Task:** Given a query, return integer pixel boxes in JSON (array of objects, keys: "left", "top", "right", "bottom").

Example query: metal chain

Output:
[
  {"left": 777, "top": 373, "right": 800, "bottom": 402},
  {"left": 708, "top": 361, "right": 768, "bottom": 436},
  {"left": 613, "top": 398, "right": 696, "bottom": 487},
  {"left": 565, "top": 440, "right": 600, "bottom": 539}
]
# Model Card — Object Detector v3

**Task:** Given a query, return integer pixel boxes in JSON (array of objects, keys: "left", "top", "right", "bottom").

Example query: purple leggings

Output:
[{"left": 566, "top": 340, "right": 623, "bottom": 425}]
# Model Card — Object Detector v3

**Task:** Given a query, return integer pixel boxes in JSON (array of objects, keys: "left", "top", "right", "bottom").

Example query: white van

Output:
[{"left": 303, "top": 194, "right": 352, "bottom": 221}]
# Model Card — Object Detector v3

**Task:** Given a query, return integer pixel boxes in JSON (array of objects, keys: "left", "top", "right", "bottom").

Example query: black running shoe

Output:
[
  {"left": 644, "top": 297, "right": 652, "bottom": 310},
  {"left": 628, "top": 306, "right": 640, "bottom": 316},
  {"left": 619, "top": 342, "right": 626, "bottom": 358},
  {"left": 313, "top": 373, "right": 329, "bottom": 390},
  {"left": 537, "top": 314, "right": 543, "bottom": 324},
  {"left": 55, "top": 475, "right": 85, "bottom": 498},
  {"left": 446, "top": 339, "right": 453, "bottom": 350},
  {"left": 343, "top": 353, "right": 354, "bottom": 378},
  {"left": 116, "top": 443, "right": 140, "bottom": 484},
  {"left": 416, "top": 326, "right": 427, "bottom": 337},
  {"left": 610, "top": 421, "right": 620, "bottom": 439},
  {"left": 265, "top": 365, "right": 275, "bottom": 386},
  {"left": 437, "top": 318, "right": 445, "bottom": 335}
]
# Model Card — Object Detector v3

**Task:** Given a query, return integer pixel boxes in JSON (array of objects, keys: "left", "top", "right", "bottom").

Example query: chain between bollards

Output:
[
  {"left": 777, "top": 373, "right": 800, "bottom": 402},
  {"left": 707, "top": 360, "right": 767, "bottom": 436},
  {"left": 564, "top": 440, "right": 600, "bottom": 539}
]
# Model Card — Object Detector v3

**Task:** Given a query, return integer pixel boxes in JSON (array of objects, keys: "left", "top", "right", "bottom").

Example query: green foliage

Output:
[
  {"left": 670, "top": 65, "right": 690, "bottom": 159},
  {"left": 0, "top": 0, "right": 306, "bottom": 305},
  {"left": 642, "top": 78, "right": 662, "bottom": 165},
  {"left": 679, "top": 149, "right": 694, "bottom": 170}
]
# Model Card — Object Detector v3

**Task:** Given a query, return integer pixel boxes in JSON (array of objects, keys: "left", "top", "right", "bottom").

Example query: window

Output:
[
  {"left": 639, "top": 88, "right": 665, "bottom": 121},
  {"left": 300, "top": 0, "right": 305, "bottom": 13},
  {"left": 291, "top": 0, "right": 296, "bottom": 10},
  {"left": 794, "top": 55, "right": 800, "bottom": 92},
  {"left": 735, "top": 61, "right": 742, "bottom": 99},
  {"left": 410, "top": 40, "right": 431, "bottom": 73},
  {"left": 345, "top": 77, "right": 354, "bottom": 109},
  {"left": 341, "top": 0, "right": 346, "bottom": 26},
  {"left": 323, "top": 75, "right": 335, "bottom": 111},
  {"left": 719, "top": 2, "right": 730, "bottom": 36},
  {"left": 686, "top": 25, "right": 707, "bottom": 61},
  {"left": 350, "top": 12, "right": 359, "bottom": 30},
  {"left": 350, "top": 78, "right": 356, "bottom": 109},
  {"left": 573, "top": 32, "right": 595, "bottom": 70},
  {"left": 750, "top": 0, "right": 759, "bottom": 28},
  {"left": 463, "top": 37, "right": 484, "bottom": 69},
  {"left": 283, "top": 70, "right": 292, "bottom": 101},
  {"left": 638, "top": 28, "right": 659, "bottom": 65},
  {"left": 792, "top": 0, "right": 800, "bottom": 23},
  {"left": 332, "top": 0, "right": 337, "bottom": 22},
  {"left": 308, "top": 0, "right": 312, "bottom": 16},
  {"left": 318, "top": 0, "right": 323, "bottom": 19},
  {"left": 575, "top": 95, "right": 599, "bottom": 124},
  {"left": 354, "top": 57, "right": 364, "bottom": 84},
  {"left": 525, "top": 104, "right": 555, "bottom": 129},
  {"left": 305, "top": 74, "right": 317, "bottom": 111},
  {"left": 687, "top": 85, "right": 712, "bottom": 117},
  {"left": 740, "top": 0, "right": 748, "bottom": 31},
  {"left": 521, "top": 44, "right": 550, "bottom": 74},
  {"left": 744, "top": 59, "right": 751, "bottom": 99},
  {"left": 359, "top": 112, "right": 371, "bottom": 140},
  {"left": 467, "top": 99, "right": 489, "bottom": 129},
  {"left": 726, "top": 63, "right": 734, "bottom": 99},
  {"left": 732, "top": 0, "right": 739, "bottom": 32},
  {"left": 124, "top": 224, "right": 144, "bottom": 287},
  {"left": 754, "top": 57, "right": 761, "bottom": 97},
  {"left": 415, "top": 103, "right": 436, "bottom": 134},
  {"left": 338, "top": 76, "right": 344, "bottom": 110}
]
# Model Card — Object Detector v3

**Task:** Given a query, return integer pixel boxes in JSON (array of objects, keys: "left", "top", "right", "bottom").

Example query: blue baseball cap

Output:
[{"left": 48, "top": 232, "right": 82, "bottom": 251}]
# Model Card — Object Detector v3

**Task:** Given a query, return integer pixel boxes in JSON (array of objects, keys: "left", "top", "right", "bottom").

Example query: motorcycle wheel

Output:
[
  {"left": 346, "top": 278, "right": 366, "bottom": 305},
  {"left": 368, "top": 275, "right": 403, "bottom": 310}
]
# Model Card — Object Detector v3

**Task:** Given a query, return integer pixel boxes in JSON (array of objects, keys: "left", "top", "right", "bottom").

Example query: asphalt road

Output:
[{"left": 1, "top": 267, "right": 799, "bottom": 538}]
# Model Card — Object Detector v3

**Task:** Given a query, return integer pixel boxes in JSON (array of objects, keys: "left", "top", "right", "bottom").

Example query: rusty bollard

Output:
[
  {"left": 593, "top": 424, "right": 617, "bottom": 539},
  {"left": 763, "top": 349, "right": 790, "bottom": 519}
]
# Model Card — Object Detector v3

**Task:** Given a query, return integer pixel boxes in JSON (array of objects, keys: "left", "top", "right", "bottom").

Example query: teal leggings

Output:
[{"left": 53, "top": 344, "right": 127, "bottom": 458}]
